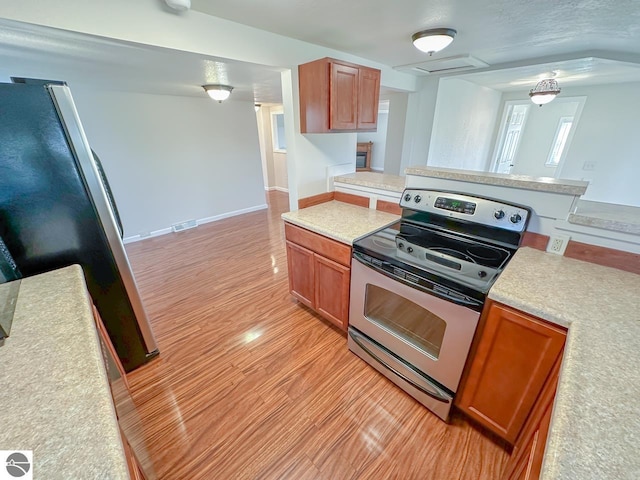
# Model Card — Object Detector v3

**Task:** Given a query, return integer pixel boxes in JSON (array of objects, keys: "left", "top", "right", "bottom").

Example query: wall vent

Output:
[
  {"left": 395, "top": 55, "right": 489, "bottom": 76},
  {"left": 171, "top": 219, "right": 197, "bottom": 232}
]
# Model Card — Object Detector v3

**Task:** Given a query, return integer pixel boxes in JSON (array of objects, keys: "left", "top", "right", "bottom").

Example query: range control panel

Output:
[{"left": 399, "top": 189, "right": 530, "bottom": 233}]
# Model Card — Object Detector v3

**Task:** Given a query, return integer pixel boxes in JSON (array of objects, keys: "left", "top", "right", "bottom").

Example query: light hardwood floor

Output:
[{"left": 125, "top": 191, "right": 509, "bottom": 480}]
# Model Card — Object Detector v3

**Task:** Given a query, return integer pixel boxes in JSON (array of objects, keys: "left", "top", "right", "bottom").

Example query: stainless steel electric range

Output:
[{"left": 348, "top": 188, "right": 531, "bottom": 421}]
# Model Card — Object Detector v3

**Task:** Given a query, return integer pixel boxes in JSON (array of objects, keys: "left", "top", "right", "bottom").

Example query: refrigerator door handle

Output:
[{"left": 47, "top": 85, "right": 159, "bottom": 355}]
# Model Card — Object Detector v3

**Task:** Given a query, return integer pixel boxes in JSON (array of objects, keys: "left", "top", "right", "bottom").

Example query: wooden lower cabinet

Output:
[
  {"left": 314, "top": 254, "right": 350, "bottom": 328},
  {"left": 285, "top": 223, "right": 351, "bottom": 330},
  {"left": 503, "top": 353, "right": 562, "bottom": 480},
  {"left": 286, "top": 241, "right": 315, "bottom": 309},
  {"left": 457, "top": 301, "right": 566, "bottom": 444},
  {"left": 93, "top": 304, "right": 150, "bottom": 479}
]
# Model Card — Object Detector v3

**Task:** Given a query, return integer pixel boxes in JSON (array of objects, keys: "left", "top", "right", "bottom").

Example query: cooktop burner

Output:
[{"left": 397, "top": 223, "right": 510, "bottom": 270}]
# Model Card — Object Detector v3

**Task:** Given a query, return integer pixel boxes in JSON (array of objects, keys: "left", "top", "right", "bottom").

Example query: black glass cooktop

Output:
[{"left": 397, "top": 223, "right": 511, "bottom": 269}]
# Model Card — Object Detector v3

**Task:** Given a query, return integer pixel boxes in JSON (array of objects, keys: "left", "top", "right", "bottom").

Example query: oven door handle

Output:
[
  {"left": 349, "top": 329, "right": 451, "bottom": 403},
  {"left": 353, "top": 253, "right": 482, "bottom": 309}
]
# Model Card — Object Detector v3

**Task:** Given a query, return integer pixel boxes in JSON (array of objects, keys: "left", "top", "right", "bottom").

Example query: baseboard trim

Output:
[{"left": 123, "top": 204, "right": 269, "bottom": 244}]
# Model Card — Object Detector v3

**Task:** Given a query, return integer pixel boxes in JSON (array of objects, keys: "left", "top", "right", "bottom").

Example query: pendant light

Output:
[
  {"left": 412, "top": 28, "right": 457, "bottom": 56},
  {"left": 202, "top": 85, "right": 234, "bottom": 103},
  {"left": 529, "top": 79, "right": 561, "bottom": 106}
]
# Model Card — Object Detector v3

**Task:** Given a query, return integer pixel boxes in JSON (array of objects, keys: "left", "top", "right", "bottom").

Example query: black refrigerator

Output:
[{"left": 0, "top": 79, "right": 158, "bottom": 371}]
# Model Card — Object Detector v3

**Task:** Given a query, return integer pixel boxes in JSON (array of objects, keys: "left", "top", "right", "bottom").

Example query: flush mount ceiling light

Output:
[
  {"left": 202, "top": 84, "right": 234, "bottom": 103},
  {"left": 529, "top": 79, "right": 561, "bottom": 106},
  {"left": 412, "top": 28, "right": 457, "bottom": 56},
  {"left": 165, "top": 0, "right": 191, "bottom": 11}
]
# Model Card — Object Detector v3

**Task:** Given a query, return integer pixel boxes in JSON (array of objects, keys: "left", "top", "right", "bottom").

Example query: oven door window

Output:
[{"left": 364, "top": 284, "right": 446, "bottom": 360}]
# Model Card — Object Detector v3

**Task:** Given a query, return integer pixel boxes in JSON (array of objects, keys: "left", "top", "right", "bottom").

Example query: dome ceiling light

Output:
[
  {"left": 202, "top": 84, "right": 234, "bottom": 103},
  {"left": 165, "top": 0, "right": 191, "bottom": 11},
  {"left": 529, "top": 79, "right": 561, "bottom": 106},
  {"left": 412, "top": 28, "right": 457, "bottom": 56}
]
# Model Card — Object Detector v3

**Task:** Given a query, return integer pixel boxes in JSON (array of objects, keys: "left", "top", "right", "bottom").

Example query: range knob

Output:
[
  {"left": 407, "top": 246, "right": 414, "bottom": 253},
  {"left": 478, "top": 270, "right": 487, "bottom": 278},
  {"left": 414, "top": 195, "right": 422, "bottom": 203},
  {"left": 510, "top": 213, "right": 523, "bottom": 224},
  {"left": 404, "top": 193, "right": 412, "bottom": 202},
  {"left": 494, "top": 209, "right": 505, "bottom": 220},
  {"left": 398, "top": 242, "right": 404, "bottom": 249}
]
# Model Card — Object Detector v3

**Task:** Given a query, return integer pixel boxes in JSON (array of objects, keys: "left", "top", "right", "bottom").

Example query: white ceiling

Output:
[
  {"left": 191, "top": 0, "right": 640, "bottom": 68},
  {"left": 0, "top": 19, "right": 285, "bottom": 103},
  {"left": 455, "top": 57, "right": 640, "bottom": 92},
  {"left": 1, "top": 1, "right": 640, "bottom": 102}
]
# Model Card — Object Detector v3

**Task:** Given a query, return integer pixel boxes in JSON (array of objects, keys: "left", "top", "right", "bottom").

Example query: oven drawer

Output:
[{"left": 348, "top": 327, "right": 453, "bottom": 421}]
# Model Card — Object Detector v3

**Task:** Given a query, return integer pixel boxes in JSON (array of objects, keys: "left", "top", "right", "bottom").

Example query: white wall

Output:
[
  {"left": 399, "top": 76, "right": 440, "bottom": 174},
  {"left": 508, "top": 98, "right": 581, "bottom": 177},
  {"left": 427, "top": 78, "right": 502, "bottom": 171},
  {"left": 72, "top": 89, "right": 266, "bottom": 239},
  {"left": 558, "top": 82, "right": 640, "bottom": 206},
  {"left": 1, "top": 0, "right": 418, "bottom": 212},
  {"left": 382, "top": 92, "right": 409, "bottom": 175},
  {"left": 357, "top": 108, "right": 388, "bottom": 171}
]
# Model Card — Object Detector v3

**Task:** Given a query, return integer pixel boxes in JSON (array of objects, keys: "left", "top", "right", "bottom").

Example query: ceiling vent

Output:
[{"left": 395, "top": 55, "right": 489, "bottom": 76}]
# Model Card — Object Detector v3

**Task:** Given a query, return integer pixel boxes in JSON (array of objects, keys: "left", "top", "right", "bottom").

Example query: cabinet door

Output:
[
  {"left": 329, "top": 62, "right": 359, "bottom": 130},
  {"left": 286, "top": 241, "right": 315, "bottom": 309},
  {"left": 357, "top": 67, "right": 380, "bottom": 130},
  {"left": 93, "top": 305, "right": 130, "bottom": 392},
  {"left": 457, "top": 302, "right": 565, "bottom": 444},
  {"left": 314, "top": 254, "right": 350, "bottom": 330}
]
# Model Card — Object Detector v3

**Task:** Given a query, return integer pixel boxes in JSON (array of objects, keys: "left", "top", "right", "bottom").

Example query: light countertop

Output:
[
  {"left": 0, "top": 266, "right": 129, "bottom": 480},
  {"left": 333, "top": 172, "right": 406, "bottom": 193},
  {"left": 405, "top": 166, "right": 589, "bottom": 196},
  {"left": 282, "top": 200, "right": 399, "bottom": 245},
  {"left": 568, "top": 200, "right": 640, "bottom": 235},
  {"left": 490, "top": 247, "right": 640, "bottom": 480}
]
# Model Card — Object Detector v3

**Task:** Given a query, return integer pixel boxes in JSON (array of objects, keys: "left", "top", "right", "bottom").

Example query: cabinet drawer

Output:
[{"left": 284, "top": 223, "right": 351, "bottom": 267}]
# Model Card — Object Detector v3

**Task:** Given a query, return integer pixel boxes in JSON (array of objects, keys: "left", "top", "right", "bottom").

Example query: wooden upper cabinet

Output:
[
  {"left": 357, "top": 67, "right": 381, "bottom": 129},
  {"left": 299, "top": 57, "right": 381, "bottom": 133},
  {"left": 457, "top": 301, "right": 566, "bottom": 444},
  {"left": 330, "top": 62, "right": 359, "bottom": 130}
]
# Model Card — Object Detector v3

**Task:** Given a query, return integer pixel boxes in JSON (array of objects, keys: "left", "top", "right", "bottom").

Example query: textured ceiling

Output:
[
  {"left": 2, "top": 0, "right": 640, "bottom": 102},
  {"left": 191, "top": 0, "right": 640, "bottom": 68}
]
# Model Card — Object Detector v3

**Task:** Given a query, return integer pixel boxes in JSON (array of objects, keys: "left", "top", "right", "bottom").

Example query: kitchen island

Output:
[
  {"left": 284, "top": 199, "right": 640, "bottom": 479},
  {"left": 0, "top": 266, "right": 130, "bottom": 479},
  {"left": 490, "top": 247, "right": 640, "bottom": 480}
]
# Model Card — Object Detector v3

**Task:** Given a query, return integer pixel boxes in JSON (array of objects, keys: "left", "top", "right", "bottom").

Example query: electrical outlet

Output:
[{"left": 546, "top": 234, "right": 570, "bottom": 255}]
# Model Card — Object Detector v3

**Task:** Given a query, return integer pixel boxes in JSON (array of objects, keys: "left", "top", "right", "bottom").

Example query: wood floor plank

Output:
[{"left": 124, "top": 191, "right": 509, "bottom": 479}]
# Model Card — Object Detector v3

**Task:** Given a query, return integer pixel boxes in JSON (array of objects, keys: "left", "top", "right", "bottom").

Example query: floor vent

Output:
[
  {"left": 172, "top": 219, "right": 197, "bottom": 232},
  {"left": 395, "top": 55, "right": 489, "bottom": 75}
]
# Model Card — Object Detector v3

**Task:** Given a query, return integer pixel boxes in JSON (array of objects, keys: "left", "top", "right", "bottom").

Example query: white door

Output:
[{"left": 492, "top": 103, "right": 530, "bottom": 174}]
